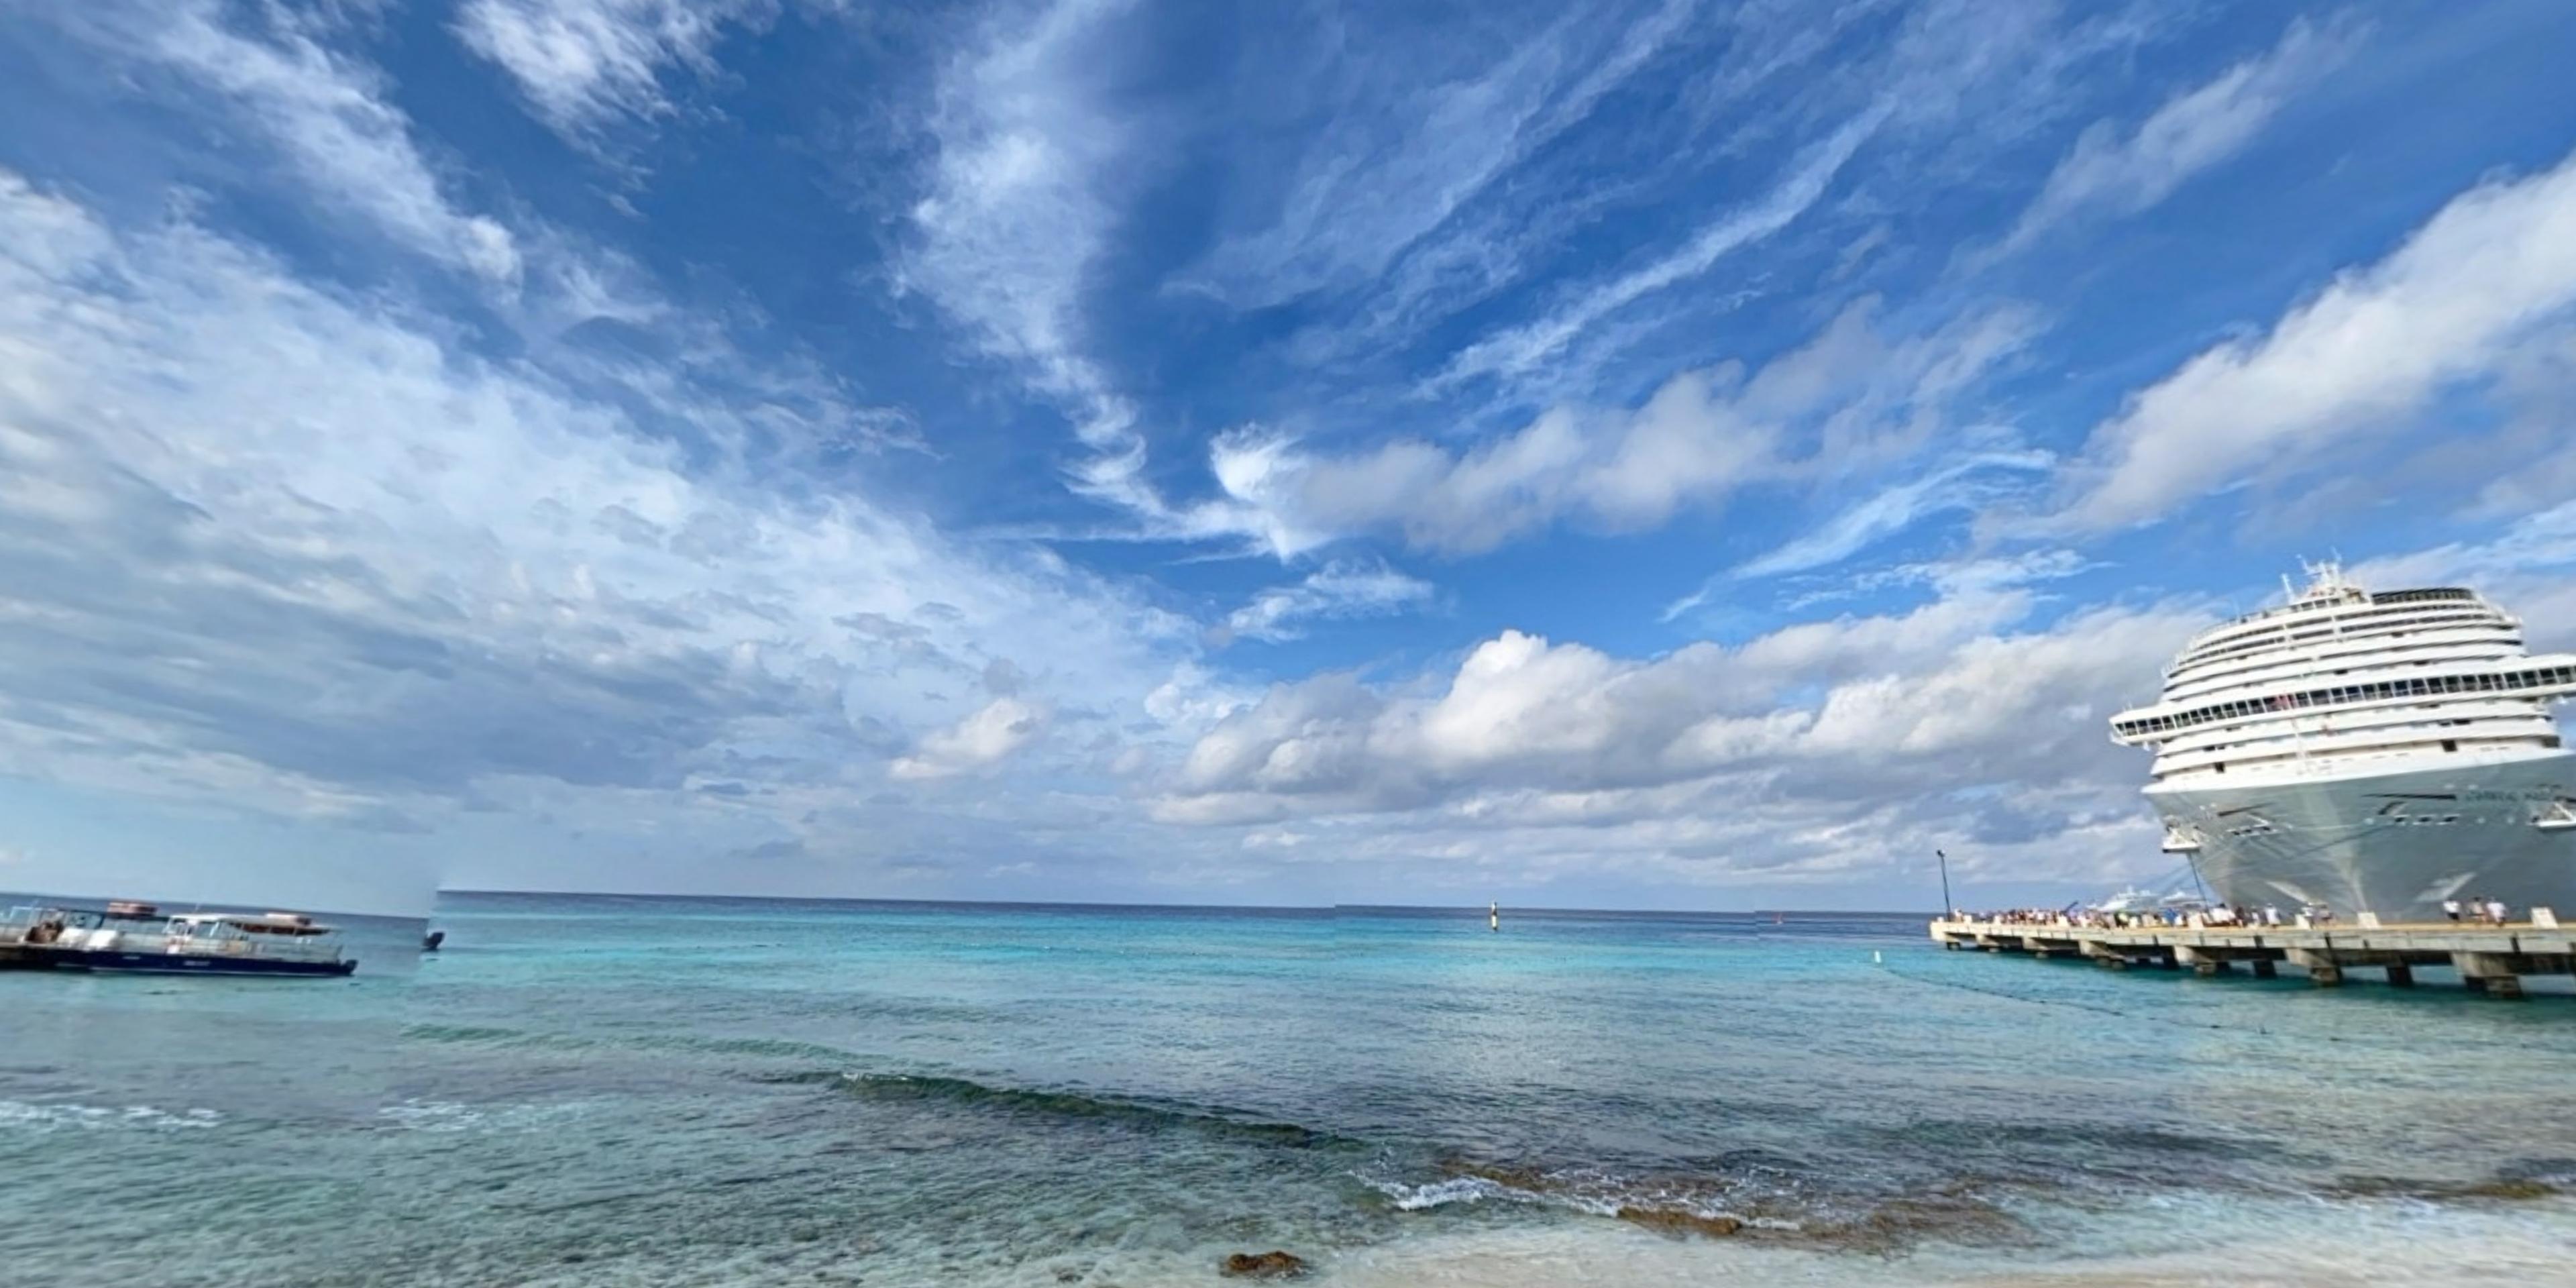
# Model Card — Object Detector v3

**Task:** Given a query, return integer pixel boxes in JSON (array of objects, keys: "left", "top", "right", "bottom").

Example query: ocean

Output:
[{"left": 3, "top": 893, "right": 2573, "bottom": 1286}]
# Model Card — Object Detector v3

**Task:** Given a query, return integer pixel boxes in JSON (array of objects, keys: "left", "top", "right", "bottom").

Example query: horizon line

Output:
[{"left": 436, "top": 888, "right": 1939, "bottom": 917}]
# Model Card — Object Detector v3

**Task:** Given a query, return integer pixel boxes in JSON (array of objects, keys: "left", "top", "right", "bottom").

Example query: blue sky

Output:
[{"left": 3, "top": 0, "right": 2576, "bottom": 914}]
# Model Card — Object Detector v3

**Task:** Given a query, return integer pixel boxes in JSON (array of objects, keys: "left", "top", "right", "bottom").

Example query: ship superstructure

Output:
[{"left": 2108, "top": 565, "right": 2576, "bottom": 919}]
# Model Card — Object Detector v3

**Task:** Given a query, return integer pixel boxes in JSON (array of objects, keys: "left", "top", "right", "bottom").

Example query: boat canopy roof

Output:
[{"left": 170, "top": 912, "right": 337, "bottom": 936}]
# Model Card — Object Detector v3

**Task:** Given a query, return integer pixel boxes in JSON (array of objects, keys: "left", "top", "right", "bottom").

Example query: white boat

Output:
[
  {"left": 2108, "top": 564, "right": 2576, "bottom": 921},
  {"left": 2089, "top": 887, "right": 2167, "bottom": 915},
  {"left": 0, "top": 902, "right": 359, "bottom": 977}
]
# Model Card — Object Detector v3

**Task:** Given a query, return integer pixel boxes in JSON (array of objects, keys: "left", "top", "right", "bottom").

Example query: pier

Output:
[{"left": 1929, "top": 916, "right": 2575, "bottom": 998}]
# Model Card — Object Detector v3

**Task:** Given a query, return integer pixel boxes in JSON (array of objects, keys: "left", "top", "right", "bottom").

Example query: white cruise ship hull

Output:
[{"left": 2147, "top": 752, "right": 2576, "bottom": 920}]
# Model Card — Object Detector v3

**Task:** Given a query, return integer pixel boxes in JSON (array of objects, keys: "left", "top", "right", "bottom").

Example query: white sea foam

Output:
[
  {"left": 0, "top": 1099, "right": 222, "bottom": 1132},
  {"left": 376, "top": 1097, "right": 590, "bottom": 1133},
  {"left": 1366, "top": 1175, "right": 1529, "bottom": 1212}
]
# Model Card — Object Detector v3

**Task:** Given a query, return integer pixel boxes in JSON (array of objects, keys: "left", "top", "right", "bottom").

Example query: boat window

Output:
[{"left": 2441, "top": 739, "right": 2458, "bottom": 752}]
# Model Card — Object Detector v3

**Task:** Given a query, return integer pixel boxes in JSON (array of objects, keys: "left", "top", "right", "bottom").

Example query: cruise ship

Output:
[{"left": 2109, "top": 565, "right": 2576, "bottom": 921}]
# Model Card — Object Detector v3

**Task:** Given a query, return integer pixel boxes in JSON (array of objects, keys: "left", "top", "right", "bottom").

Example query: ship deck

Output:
[{"left": 1929, "top": 917, "right": 2576, "bottom": 997}]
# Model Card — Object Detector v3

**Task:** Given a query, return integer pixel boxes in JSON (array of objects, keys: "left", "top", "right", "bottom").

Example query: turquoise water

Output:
[{"left": 4, "top": 894, "right": 2574, "bottom": 1286}]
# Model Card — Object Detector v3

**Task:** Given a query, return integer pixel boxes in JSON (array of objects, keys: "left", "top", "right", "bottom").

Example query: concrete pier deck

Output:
[{"left": 1929, "top": 918, "right": 2576, "bottom": 997}]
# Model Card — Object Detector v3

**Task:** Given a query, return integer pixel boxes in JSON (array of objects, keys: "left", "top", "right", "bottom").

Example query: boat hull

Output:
[
  {"left": 2146, "top": 751, "right": 2576, "bottom": 920},
  {"left": 0, "top": 945, "right": 356, "bottom": 977}
]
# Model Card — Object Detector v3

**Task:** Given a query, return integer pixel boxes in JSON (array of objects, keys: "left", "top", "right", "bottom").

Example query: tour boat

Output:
[{"left": 0, "top": 901, "right": 359, "bottom": 977}]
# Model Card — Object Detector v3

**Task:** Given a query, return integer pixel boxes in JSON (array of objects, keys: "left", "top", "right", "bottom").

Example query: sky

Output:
[{"left": 3, "top": 0, "right": 2576, "bottom": 915}]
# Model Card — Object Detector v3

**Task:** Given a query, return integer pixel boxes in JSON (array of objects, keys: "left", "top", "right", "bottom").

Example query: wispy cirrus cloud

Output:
[
  {"left": 1214, "top": 297, "right": 2035, "bottom": 560},
  {"left": 1432, "top": 103, "right": 1890, "bottom": 394},
  {"left": 898, "top": 0, "right": 1183, "bottom": 521},
  {"left": 1221, "top": 561, "right": 1438, "bottom": 645},
  {"left": 1966, "top": 15, "right": 2360, "bottom": 272},
  {"left": 38, "top": 0, "right": 523, "bottom": 282},
  {"left": 1184, "top": 0, "right": 1703, "bottom": 310},
  {"left": 1661, "top": 449, "right": 2054, "bottom": 621},
  {"left": 455, "top": 0, "right": 778, "bottom": 146}
]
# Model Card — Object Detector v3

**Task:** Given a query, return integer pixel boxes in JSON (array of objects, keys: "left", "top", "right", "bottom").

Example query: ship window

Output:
[
  {"left": 2546, "top": 736, "right": 2564, "bottom": 749},
  {"left": 2441, "top": 739, "right": 2458, "bottom": 752},
  {"left": 2213, "top": 762, "right": 2226, "bottom": 773}
]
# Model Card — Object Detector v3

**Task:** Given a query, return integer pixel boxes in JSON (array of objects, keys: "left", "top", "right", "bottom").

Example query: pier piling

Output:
[{"left": 1931, "top": 919, "right": 2572, "bottom": 997}]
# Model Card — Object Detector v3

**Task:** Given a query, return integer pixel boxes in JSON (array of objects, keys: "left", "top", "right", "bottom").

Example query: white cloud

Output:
[
  {"left": 899, "top": 0, "right": 1181, "bottom": 519},
  {"left": 1715, "top": 449, "right": 2054, "bottom": 586},
  {"left": 455, "top": 0, "right": 773, "bottom": 144},
  {"left": 2053, "top": 145, "right": 2576, "bottom": 531},
  {"left": 1153, "top": 588, "right": 2216, "bottom": 894},
  {"left": 50, "top": 0, "right": 527, "bottom": 282},
  {"left": 1185, "top": 0, "right": 1701, "bottom": 309},
  {"left": 1218, "top": 299, "right": 2036, "bottom": 559},
  {"left": 2349, "top": 500, "right": 2576, "bottom": 651},
  {"left": 890, "top": 696, "right": 1048, "bottom": 780},
  {"left": 1972, "top": 17, "right": 2355, "bottom": 269},
  {"left": 0, "top": 170, "right": 1187, "bottom": 853},
  {"left": 1212, "top": 364, "right": 1778, "bottom": 558},
  {"left": 1434, "top": 102, "right": 1889, "bottom": 391},
  {"left": 1222, "top": 561, "right": 1436, "bottom": 645}
]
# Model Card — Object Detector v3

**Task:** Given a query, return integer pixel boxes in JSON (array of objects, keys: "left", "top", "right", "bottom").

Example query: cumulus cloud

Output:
[
  {"left": 1222, "top": 561, "right": 1437, "bottom": 645},
  {"left": 456, "top": 0, "right": 774, "bottom": 144},
  {"left": 1970, "top": 17, "right": 2356, "bottom": 270},
  {"left": 1156, "top": 587, "right": 2212, "bottom": 842},
  {"left": 890, "top": 696, "right": 1049, "bottom": 780},
  {"left": 1210, "top": 368, "right": 1776, "bottom": 558},
  {"left": 2052, "top": 145, "right": 2576, "bottom": 531}
]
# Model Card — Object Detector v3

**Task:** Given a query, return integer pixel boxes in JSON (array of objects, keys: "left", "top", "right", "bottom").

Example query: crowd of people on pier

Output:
[
  {"left": 2441, "top": 896, "right": 2513, "bottom": 926},
  {"left": 1959, "top": 898, "right": 2531, "bottom": 928},
  {"left": 1953, "top": 904, "right": 2287, "bottom": 929}
]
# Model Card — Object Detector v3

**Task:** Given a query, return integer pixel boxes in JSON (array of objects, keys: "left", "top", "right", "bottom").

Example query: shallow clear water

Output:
[{"left": 4, "top": 894, "right": 2573, "bottom": 1286}]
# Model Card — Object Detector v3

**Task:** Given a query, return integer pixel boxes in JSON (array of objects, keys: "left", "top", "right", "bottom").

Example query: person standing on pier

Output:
[{"left": 2443, "top": 898, "right": 2462, "bottom": 923}]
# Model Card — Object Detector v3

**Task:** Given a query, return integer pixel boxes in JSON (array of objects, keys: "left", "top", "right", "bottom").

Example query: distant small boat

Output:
[{"left": 1, "top": 902, "right": 358, "bottom": 977}]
